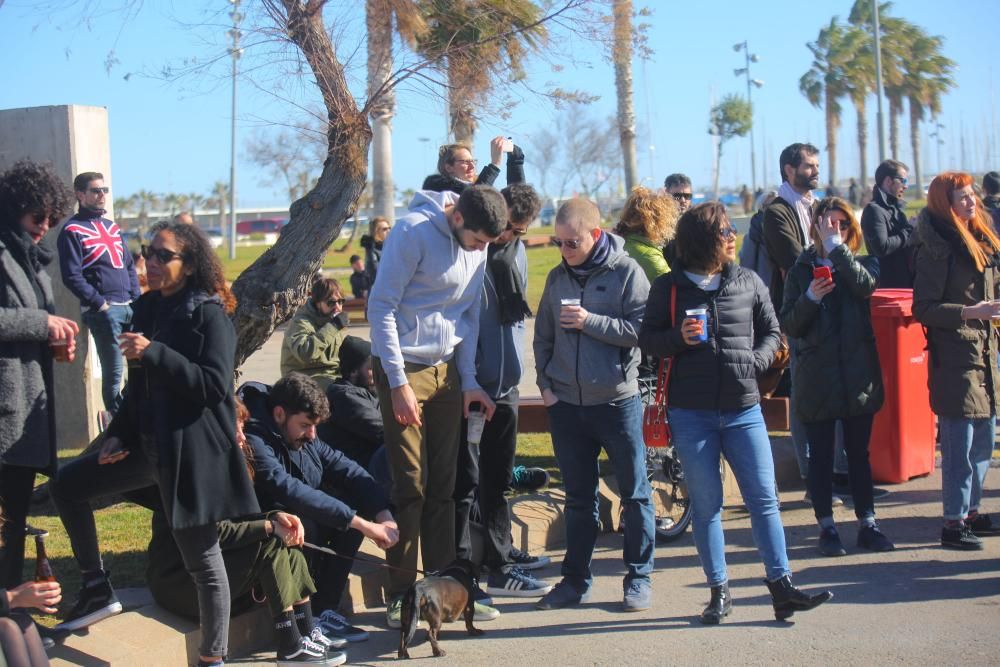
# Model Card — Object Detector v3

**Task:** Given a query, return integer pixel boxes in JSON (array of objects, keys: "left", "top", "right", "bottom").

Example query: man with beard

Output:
[
  {"left": 242, "top": 373, "right": 399, "bottom": 642},
  {"left": 367, "top": 184, "right": 506, "bottom": 628}
]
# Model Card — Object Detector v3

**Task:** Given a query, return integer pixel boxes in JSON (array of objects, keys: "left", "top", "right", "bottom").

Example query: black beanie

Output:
[{"left": 339, "top": 336, "right": 371, "bottom": 377}]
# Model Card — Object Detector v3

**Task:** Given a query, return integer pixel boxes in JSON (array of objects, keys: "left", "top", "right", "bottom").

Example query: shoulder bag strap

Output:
[{"left": 654, "top": 283, "right": 678, "bottom": 406}]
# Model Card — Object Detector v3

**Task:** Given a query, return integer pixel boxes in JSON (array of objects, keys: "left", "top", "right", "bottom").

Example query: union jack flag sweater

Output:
[{"left": 57, "top": 208, "right": 140, "bottom": 311}]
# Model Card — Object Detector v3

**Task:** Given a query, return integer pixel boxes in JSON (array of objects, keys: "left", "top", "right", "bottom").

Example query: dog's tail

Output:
[{"left": 401, "top": 584, "right": 419, "bottom": 647}]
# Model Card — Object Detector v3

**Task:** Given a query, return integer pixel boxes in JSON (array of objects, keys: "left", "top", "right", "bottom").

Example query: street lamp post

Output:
[
  {"left": 228, "top": 0, "right": 243, "bottom": 261},
  {"left": 872, "top": 0, "right": 888, "bottom": 162},
  {"left": 733, "top": 41, "right": 764, "bottom": 195}
]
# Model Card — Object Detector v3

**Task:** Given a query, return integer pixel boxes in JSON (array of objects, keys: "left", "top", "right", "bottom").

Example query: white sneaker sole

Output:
[
  {"left": 55, "top": 601, "right": 123, "bottom": 632},
  {"left": 486, "top": 583, "right": 554, "bottom": 598},
  {"left": 277, "top": 650, "right": 346, "bottom": 666}
]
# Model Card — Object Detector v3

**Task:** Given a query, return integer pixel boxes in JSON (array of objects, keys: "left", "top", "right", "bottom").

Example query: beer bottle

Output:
[{"left": 34, "top": 533, "right": 57, "bottom": 582}]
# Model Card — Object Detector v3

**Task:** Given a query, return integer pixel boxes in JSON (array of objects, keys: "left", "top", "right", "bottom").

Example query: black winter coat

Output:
[
  {"left": 638, "top": 262, "right": 781, "bottom": 411},
  {"left": 318, "top": 379, "right": 383, "bottom": 469},
  {"left": 861, "top": 186, "right": 913, "bottom": 288},
  {"left": 107, "top": 288, "right": 259, "bottom": 529},
  {"left": 780, "top": 246, "right": 885, "bottom": 422}
]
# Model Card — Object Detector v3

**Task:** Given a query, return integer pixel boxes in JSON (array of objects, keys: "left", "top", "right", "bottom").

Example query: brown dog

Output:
[{"left": 398, "top": 559, "right": 484, "bottom": 658}]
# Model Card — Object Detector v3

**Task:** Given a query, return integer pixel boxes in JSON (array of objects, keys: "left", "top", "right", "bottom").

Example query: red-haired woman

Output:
[{"left": 911, "top": 172, "right": 1000, "bottom": 551}]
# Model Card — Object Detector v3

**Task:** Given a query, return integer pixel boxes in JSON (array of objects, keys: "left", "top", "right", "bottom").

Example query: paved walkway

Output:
[{"left": 231, "top": 468, "right": 1000, "bottom": 666}]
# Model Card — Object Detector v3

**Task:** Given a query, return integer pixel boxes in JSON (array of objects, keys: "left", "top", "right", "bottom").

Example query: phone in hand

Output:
[
  {"left": 812, "top": 266, "right": 833, "bottom": 282},
  {"left": 501, "top": 137, "right": 514, "bottom": 153}
]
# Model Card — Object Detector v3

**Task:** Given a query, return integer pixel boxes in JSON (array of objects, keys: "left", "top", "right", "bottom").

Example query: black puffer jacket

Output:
[
  {"left": 638, "top": 261, "right": 780, "bottom": 411},
  {"left": 780, "top": 246, "right": 884, "bottom": 422}
]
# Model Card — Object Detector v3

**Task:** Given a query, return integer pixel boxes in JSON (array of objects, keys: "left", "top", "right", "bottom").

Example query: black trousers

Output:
[
  {"left": 805, "top": 413, "right": 877, "bottom": 522},
  {"left": 298, "top": 516, "right": 365, "bottom": 614},
  {"left": 454, "top": 398, "right": 518, "bottom": 571},
  {"left": 0, "top": 465, "right": 38, "bottom": 588}
]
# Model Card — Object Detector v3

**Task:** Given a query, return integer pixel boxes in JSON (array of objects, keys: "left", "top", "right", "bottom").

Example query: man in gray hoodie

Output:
[
  {"left": 368, "top": 185, "right": 507, "bottom": 628},
  {"left": 534, "top": 198, "right": 655, "bottom": 613}
]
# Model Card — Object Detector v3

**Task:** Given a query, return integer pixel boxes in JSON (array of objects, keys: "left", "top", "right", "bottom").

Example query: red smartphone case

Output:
[{"left": 813, "top": 266, "right": 833, "bottom": 281}]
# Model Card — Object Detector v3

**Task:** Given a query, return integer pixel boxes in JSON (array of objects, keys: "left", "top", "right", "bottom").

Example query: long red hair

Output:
[{"left": 927, "top": 172, "right": 1000, "bottom": 272}]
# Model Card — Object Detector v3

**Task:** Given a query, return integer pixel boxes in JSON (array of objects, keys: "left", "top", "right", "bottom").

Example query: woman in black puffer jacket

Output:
[
  {"left": 781, "top": 197, "right": 893, "bottom": 558},
  {"left": 639, "top": 202, "right": 831, "bottom": 625}
]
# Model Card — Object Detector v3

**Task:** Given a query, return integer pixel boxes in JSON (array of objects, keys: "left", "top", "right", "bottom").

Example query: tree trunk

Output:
[
  {"left": 712, "top": 139, "right": 721, "bottom": 201},
  {"left": 449, "top": 58, "right": 476, "bottom": 144},
  {"left": 889, "top": 96, "right": 901, "bottom": 159},
  {"left": 825, "top": 90, "right": 838, "bottom": 191},
  {"left": 856, "top": 102, "right": 868, "bottom": 189},
  {"left": 909, "top": 102, "right": 923, "bottom": 200},
  {"left": 612, "top": 0, "right": 637, "bottom": 193},
  {"left": 231, "top": 0, "right": 371, "bottom": 367},
  {"left": 367, "top": 0, "right": 396, "bottom": 223}
]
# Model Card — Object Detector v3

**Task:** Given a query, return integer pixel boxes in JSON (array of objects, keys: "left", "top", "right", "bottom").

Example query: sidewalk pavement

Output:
[{"left": 230, "top": 468, "right": 1000, "bottom": 666}]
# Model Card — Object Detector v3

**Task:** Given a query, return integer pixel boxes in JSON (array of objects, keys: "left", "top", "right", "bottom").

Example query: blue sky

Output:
[{"left": 1, "top": 0, "right": 997, "bottom": 208}]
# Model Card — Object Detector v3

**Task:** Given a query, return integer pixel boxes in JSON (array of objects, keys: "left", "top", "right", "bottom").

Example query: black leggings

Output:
[
  {"left": 805, "top": 414, "right": 876, "bottom": 522},
  {"left": 0, "top": 465, "right": 38, "bottom": 589}
]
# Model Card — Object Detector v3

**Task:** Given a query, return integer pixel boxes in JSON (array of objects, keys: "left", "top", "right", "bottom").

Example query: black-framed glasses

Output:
[
  {"left": 671, "top": 192, "right": 693, "bottom": 201},
  {"left": 551, "top": 237, "right": 585, "bottom": 249},
  {"left": 325, "top": 298, "right": 346, "bottom": 308},
  {"left": 29, "top": 211, "right": 51, "bottom": 225},
  {"left": 893, "top": 176, "right": 909, "bottom": 187},
  {"left": 141, "top": 244, "right": 185, "bottom": 264},
  {"left": 451, "top": 159, "right": 477, "bottom": 167},
  {"left": 87, "top": 187, "right": 110, "bottom": 195},
  {"left": 718, "top": 227, "right": 737, "bottom": 240}
]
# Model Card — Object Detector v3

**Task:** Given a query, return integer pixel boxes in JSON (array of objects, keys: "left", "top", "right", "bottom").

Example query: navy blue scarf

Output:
[{"left": 565, "top": 230, "right": 611, "bottom": 285}]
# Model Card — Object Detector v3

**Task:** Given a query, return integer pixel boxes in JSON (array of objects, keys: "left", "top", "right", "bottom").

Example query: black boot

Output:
[
  {"left": 699, "top": 582, "right": 732, "bottom": 625},
  {"left": 764, "top": 575, "right": 832, "bottom": 621}
]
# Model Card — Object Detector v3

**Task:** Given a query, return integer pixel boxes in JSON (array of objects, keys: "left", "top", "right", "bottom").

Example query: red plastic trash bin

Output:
[{"left": 868, "top": 289, "right": 936, "bottom": 483}]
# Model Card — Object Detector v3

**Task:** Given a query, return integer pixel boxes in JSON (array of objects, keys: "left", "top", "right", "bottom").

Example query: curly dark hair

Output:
[
  {"left": 501, "top": 183, "right": 542, "bottom": 225},
  {"left": 0, "top": 160, "right": 73, "bottom": 231},
  {"left": 269, "top": 372, "right": 331, "bottom": 422},
  {"left": 153, "top": 221, "right": 236, "bottom": 313},
  {"left": 674, "top": 202, "right": 731, "bottom": 272}
]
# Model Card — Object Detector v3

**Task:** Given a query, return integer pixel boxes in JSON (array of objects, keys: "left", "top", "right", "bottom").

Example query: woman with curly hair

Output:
[
  {"left": 910, "top": 172, "right": 1000, "bottom": 551},
  {"left": 52, "top": 222, "right": 259, "bottom": 666},
  {"left": 614, "top": 186, "right": 679, "bottom": 283},
  {"left": 0, "top": 160, "right": 78, "bottom": 591}
]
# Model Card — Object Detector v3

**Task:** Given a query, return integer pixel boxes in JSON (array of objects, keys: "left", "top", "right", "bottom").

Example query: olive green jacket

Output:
[
  {"left": 623, "top": 233, "right": 670, "bottom": 284},
  {"left": 910, "top": 209, "right": 1000, "bottom": 418},
  {"left": 279, "top": 300, "right": 347, "bottom": 389}
]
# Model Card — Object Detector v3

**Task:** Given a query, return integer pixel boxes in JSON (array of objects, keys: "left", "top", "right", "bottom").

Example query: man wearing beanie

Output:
[{"left": 319, "top": 336, "right": 384, "bottom": 470}]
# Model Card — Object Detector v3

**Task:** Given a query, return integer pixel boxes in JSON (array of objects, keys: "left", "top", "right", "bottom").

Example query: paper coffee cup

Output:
[
  {"left": 467, "top": 411, "right": 487, "bottom": 445},
  {"left": 686, "top": 308, "right": 709, "bottom": 343}
]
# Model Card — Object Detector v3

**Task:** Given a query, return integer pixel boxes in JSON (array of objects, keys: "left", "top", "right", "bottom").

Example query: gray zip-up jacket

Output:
[
  {"left": 476, "top": 240, "right": 527, "bottom": 403},
  {"left": 534, "top": 233, "right": 649, "bottom": 406}
]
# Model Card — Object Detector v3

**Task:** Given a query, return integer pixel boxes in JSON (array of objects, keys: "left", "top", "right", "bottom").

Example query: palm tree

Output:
[
  {"left": 367, "top": 0, "right": 425, "bottom": 224},
  {"left": 416, "top": 0, "right": 547, "bottom": 144},
  {"left": 901, "top": 30, "right": 956, "bottom": 193},
  {"left": 708, "top": 94, "right": 752, "bottom": 200},
  {"left": 133, "top": 189, "right": 159, "bottom": 235},
  {"left": 612, "top": 0, "right": 637, "bottom": 192},
  {"left": 209, "top": 181, "right": 229, "bottom": 235},
  {"left": 800, "top": 18, "right": 859, "bottom": 191},
  {"left": 841, "top": 26, "right": 875, "bottom": 188}
]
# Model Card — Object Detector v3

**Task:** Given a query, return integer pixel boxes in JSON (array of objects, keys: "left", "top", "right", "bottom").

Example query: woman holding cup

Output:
[
  {"left": 639, "top": 202, "right": 832, "bottom": 624},
  {"left": 0, "top": 160, "right": 78, "bottom": 589}
]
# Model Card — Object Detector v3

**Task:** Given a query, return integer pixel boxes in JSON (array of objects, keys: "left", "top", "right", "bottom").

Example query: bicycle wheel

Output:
[{"left": 653, "top": 448, "right": 692, "bottom": 542}]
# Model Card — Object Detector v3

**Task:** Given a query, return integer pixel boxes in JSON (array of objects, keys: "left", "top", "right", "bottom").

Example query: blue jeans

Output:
[
  {"left": 82, "top": 304, "right": 132, "bottom": 413},
  {"left": 669, "top": 404, "right": 791, "bottom": 585},
  {"left": 548, "top": 395, "right": 654, "bottom": 591},
  {"left": 938, "top": 415, "right": 996, "bottom": 521}
]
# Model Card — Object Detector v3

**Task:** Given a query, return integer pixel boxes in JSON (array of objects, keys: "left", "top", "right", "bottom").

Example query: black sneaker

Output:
[
  {"left": 817, "top": 526, "right": 847, "bottom": 557},
  {"left": 277, "top": 636, "right": 346, "bottom": 666},
  {"left": 511, "top": 465, "right": 550, "bottom": 491},
  {"left": 941, "top": 524, "right": 984, "bottom": 550},
  {"left": 316, "top": 609, "right": 368, "bottom": 643},
  {"left": 857, "top": 524, "right": 895, "bottom": 552},
  {"left": 967, "top": 514, "right": 1000, "bottom": 536},
  {"left": 55, "top": 571, "right": 123, "bottom": 632},
  {"left": 509, "top": 547, "right": 551, "bottom": 570}
]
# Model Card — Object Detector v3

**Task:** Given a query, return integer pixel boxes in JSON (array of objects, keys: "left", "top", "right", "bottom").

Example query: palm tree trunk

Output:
[
  {"left": 909, "top": 102, "right": 923, "bottom": 199},
  {"left": 855, "top": 103, "right": 868, "bottom": 189},
  {"left": 612, "top": 0, "right": 637, "bottom": 192},
  {"left": 448, "top": 58, "right": 476, "bottom": 144},
  {"left": 367, "top": 0, "right": 396, "bottom": 223},
  {"left": 712, "top": 139, "right": 722, "bottom": 200},
  {"left": 889, "top": 96, "right": 901, "bottom": 159},
  {"left": 825, "top": 90, "right": 838, "bottom": 190}
]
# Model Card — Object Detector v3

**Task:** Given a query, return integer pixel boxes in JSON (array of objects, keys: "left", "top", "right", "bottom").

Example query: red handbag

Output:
[{"left": 642, "top": 284, "right": 677, "bottom": 448}]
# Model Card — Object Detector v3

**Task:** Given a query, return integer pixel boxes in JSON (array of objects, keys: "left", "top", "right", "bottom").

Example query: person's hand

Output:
[
  {"left": 119, "top": 332, "right": 151, "bottom": 360},
  {"left": 391, "top": 384, "right": 422, "bottom": 428},
  {"left": 98, "top": 436, "right": 129, "bottom": 465},
  {"left": 463, "top": 388, "right": 496, "bottom": 420},
  {"left": 541, "top": 388, "right": 558, "bottom": 407},
  {"left": 680, "top": 317, "right": 705, "bottom": 346},
  {"left": 271, "top": 512, "right": 304, "bottom": 547},
  {"left": 366, "top": 521, "right": 400, "bottom": 549},
  {"left": 99, "top": 302, "right": 111, "bottom": 313},
  {"left": 962, "top": 300, "right": 1000, "bottom": 321},
  {"left": 808, "top": 276, "right": 836, "bottom": 301},
  {"left": 489, "top": 136, "right": 506, "bottom": 166},
  {"left": 559, "top": 304, "right": 589, "bottom": 330},
  {"left": 8, "top": 581, "right": 62, "bottom": 614},
  {"left": 47, "top": 314, "right": 79, "bottom": 343},
  {"left": 815, "top": 211, "right": 840, "bottom": 241}
]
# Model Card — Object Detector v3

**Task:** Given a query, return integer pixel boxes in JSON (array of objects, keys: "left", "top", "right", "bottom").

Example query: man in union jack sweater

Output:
[{"left": 58, "top": 171, "right": 140, "bottom": 415}]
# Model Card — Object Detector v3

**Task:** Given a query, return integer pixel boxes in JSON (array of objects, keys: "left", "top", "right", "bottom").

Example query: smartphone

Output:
[
  {"left": 813, "top": 266, "right": 833, "bottom": 281},
  {"left": 501, "top": 137, "right": 514, "bottom": 153}
]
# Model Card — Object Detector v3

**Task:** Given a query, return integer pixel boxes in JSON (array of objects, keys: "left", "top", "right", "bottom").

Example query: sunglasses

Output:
[
  {"left": 718, "top": 227, "right": 738, "bottom": 240},
  {"left": 893, "top": 176, "right": 909, "bottom": 187},
  {"left": 671, "top": 192, "right": 693, "bottom": 201},
  {"left": 29, "top": 211, "right": 51, "bottom": 225},
  {"left": 325, "top": 298, "right": 346, "bottom": 308},
  {"left": 451, "top": 159, "right": 477, "bottom": 167},
  {"left": 141, "top": 244, "right": 185, "bottom": 264},
  {"left": 506, "top": 224, "right": 528, "bottom": 237},
  {"left": 551, "top": 237, "right": 585, "bottom": 249},
  {"left": 87, "top": 187, "right": 110, "bottom": 195}
]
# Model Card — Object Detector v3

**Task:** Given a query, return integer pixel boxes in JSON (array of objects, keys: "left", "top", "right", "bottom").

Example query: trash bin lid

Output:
[{"left": 870, "top": 288, "right": 913, "bottom": 318}]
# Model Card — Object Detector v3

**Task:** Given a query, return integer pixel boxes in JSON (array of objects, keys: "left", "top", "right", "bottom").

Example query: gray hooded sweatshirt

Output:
[{"left": 534, "top": 233, "right": 650, "bottom": 406}]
